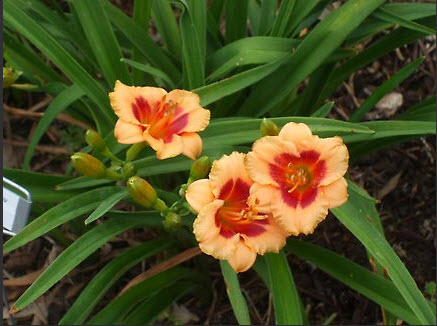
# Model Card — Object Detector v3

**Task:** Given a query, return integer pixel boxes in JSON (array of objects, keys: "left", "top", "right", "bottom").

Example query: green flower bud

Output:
[
  {"left": 122, "top": 162, "right": 137, "bottom": 179},
  {"left": 189, "top": 156, "right": 212, "bottom": 182},
  {"left": 106, "top": 165, "right": 123, "bottom": 180},
  {"left": 127, "top": 176, "right": 157, "bottom": 208},
  {"left": 126, "top": 142, "right": 147, "bottom": 161},
  {"left": 71, "top": 152, "right": 106, "bottom": 178},
  {"left": 260, "top": 118, "right": 280, "bottom": 136},
  {"left": 85, "top": 130, "right": 107, "bottom": 152},
  {"left": 3, "top": 67, "right": 17, "bottom": 88},
  {"left": 163, "top": 212, "right": 182, "bottom": 231}
]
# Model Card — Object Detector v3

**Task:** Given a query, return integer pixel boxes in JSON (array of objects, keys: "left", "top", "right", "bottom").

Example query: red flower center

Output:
[
  {"left": 215, "top": 178, "right": 269, "bottom": 239},
  {"left": 269, "top": 150, "right": 326, "bottom": 208},
  {"left": 131, "top": 96, "right": 188, "bottom": 142}
]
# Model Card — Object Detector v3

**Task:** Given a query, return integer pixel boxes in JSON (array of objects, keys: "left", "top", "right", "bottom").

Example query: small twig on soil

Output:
[
  {"left": 29, "top": 97, "right": 52, "bottom": 112},
  {"left": 3, "top": 103, "right": 92, "bottom": 130},
  {"left": 117, "top": 247, "right": 201, "bottom": 297},
  {"left": 3, "top": 139, "right": 70, "bottom": 155}
]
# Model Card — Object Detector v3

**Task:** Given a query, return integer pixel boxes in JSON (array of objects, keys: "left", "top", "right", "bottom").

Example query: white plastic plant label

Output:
[{"left": 3, "top": 177, "right": 32, "bottom": 236}]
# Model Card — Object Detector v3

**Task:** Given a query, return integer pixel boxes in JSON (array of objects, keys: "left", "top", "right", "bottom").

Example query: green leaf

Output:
[
  {"left": 71, "top": 0, "right": 131, "bottom": 86},
  {"left": 11, "top": 217, "right": 149, "bottom": 312},
  {"left": 349, "top": 57, "right": 424, "bottom": 122},
  {"left": 264, "top": 251, "right": 303, "bottom": 325},
  {"left": 87, "top": 267, "right": 194, "bottom": 324},
  {"left": 331, "top": 185, "right": 436, "bottom": 324},
  {"left": 343, "top": 120, "right": 436, "bottom": 143},
  {"left": 250, "top": 0, "right": 276, "bottom": 35},
  {"left": 121, "top": 282, "right": 196, "bottom": 325},
  {"left": 237, "top": 0, "right": 386, "bottom": 117},
  {"left": 311, "top": 101, "right": 334, "bottom": 118},
  {"left": 373, "top": 7, "right": 436, "bottom": 35},
  {"left": 3, "top": 29, "right": 62, "bottom": 84},
  {"left": 151, "top": 0, "right": 182, "bottom": 58},
  {"left": 3, "top": 187, "right": 123, "bottom": 254},
  {"left": 225, "top": 0, "right": 248, "bottom": 43},
  {"left": 3, "top": 168, "right": 79, "bottom": 203},
  {"left": 207, "top": 36, "right": 298, "bottom": 82},
  {"left": 348, "top": 3, "right": 436, "bottom": 44},
  {"left": 177, "top": 0, "right": 205, "bottom": 89},
  {"left": 84, "top": 189, "right": 129, "bottom": 225},
  {"left": 219, "top": 261, "right": 251, "bottom": 325},
  {"left": 286, "top": 0, "right": 327, "bottom": 36},
  {"left": 102, "top": 0, "right": 181, "bottom": 83},
  {"left": 196, "top": 58, "right": 288, "bottom": 106},
  {"left": 396, "top": 96, "right": 436, "bottom": 122},
  {"left": 59, "top": 238, "right": 173, "bottom": 325},
  {"left": 4, "top": 0, "right": 114, "bottom": 125},
  {"left": 22, "top": 84, "right": 85, "bottom": 170},
  {"left": 315, "top": 16, "right": 435, "bottom": 111},
  {"left": 55, "top": 177, "right": 115, "bottom": 191},
  {"left": 121, "top": 58, "right": 175, "bottom": 89},
  {"left": 132, "top": 0, "right": 154, "bottom": 84},
  {"left": 285, "top": 239, "right": 423, "bottom": 325},
  {"left": 270, "top": 0, "right": 295, "bottom": 37}
]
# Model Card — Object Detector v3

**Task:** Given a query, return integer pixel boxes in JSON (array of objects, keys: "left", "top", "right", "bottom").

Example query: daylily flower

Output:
[
  {"left": 110, "top": 81, "right": 210, "bottom": 160},
  {"left": 186, "top": 152, "right": 287, "bottom": 273},
  {"left": 246, "top": 122, "right": 349, "bottom": 236}
]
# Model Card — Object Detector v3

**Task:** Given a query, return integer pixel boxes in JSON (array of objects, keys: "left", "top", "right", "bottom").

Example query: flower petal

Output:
[
  {"left": 186, "top": 179, "right": 215, "bottom": 213},
  {"left": 246, "top": 136, "right": 298, "bottom": 186},
  {"left": 156, "top": 135, "right": 184, "bottom": 159},
  {"left": 209, "top": 152, "right": 253, "bottom": 198},
  {"left": 166, "top": 89, "right": 210, "bottom": 132},
  {"left": 248, "top": 183, "right": 274, "bottom": 212},
  {"left": 270, "top": 187, "right": 329, "bottom": 236},
  {"left": 181, "top": 132, "right": 203, "bottom": 160},
  {"left": 240, "top": 216, "right": 286, "bottom": 255},
  {"left": 109, "top": 80, "right": 167, "bottom": 124},
  {"left": 199, "top": 233, "right": 240, "bottom": 261},
  {"left": 315, "top": 136, "right": 349, "bottom": 186},
  {"left": 279, "top": 122, "right": 313, "bottom": 145},
  {"left": 143, "top": 129, "right": 164, "bottom": 152},
  {"left": 193, "top": 199, "right": 224, "bottom": 242},
  {"left": 226, "top": 239, "right": 257, "bottom": 273},
  {"left": 114, "top": 119, "right": 145, "bottom": 144},
  {"left": 320, "top": 177, "right": 348, "bottom": 208}
]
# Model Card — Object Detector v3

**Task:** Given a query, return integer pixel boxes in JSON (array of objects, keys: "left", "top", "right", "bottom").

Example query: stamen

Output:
[{"left": 286, "top": 166, "right": 309, "bottom": 193}]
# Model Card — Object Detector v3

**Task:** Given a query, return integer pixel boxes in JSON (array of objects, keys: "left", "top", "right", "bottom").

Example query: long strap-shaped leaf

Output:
[
  {"left": 331, "top": 185, "right": 436, "bottom": 324},
  {"left": 349, "top": 57, "right": 424, "bottom": 122},
  {"left": 59, "top": 238, "right": 174, "bottom": 325},
  {"left": 285, "top": 239, "right": 426, "bottom": 325},
  {"left": 3, "top": 187, "right": 123, "bottom": 253},
  {"left": 220, "top": 261, "right": 251, "bottom": 325},
  {"left": 23, "top": 84, "right": 85, "bottom": 169},
  {"left": 177, "top": 0, "right": 205, "bottom": 89},
  {"left": 236, "top": 0, "right": 386, "bottom": 117},
  {"left": 264, "top": 252, "right": 303, "bottom": 325},
  {"left": 71, "top": 0, "right": 131, "bottom": 86},
  {"left": 84, "top": 189, "right": 129, "bottom": 225},
  {"left": 102, "top": 0, "right": 181, "bottom": 84},
  {"left": 121, "top": 281, "right": 196, "bottom": 325},
  {"left": 86, "top": 267, "right": 194, "bottom": 324},
  {"left": 11, "top": 217, "right": 152, "bottom": 312},
  {"left": 3, "top": 0, "right": 114, "bottom": 125}
]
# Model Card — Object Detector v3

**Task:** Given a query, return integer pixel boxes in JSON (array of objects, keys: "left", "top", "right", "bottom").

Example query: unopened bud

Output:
[
  {"left": 122, "top": 162, "right": 137, "bottom": 179},
  {"left": 189, "top": 156, "right": 211, "bottom": 182},
  {"left": 71, "top": 152, "right": 106, "bottom": 178},
  {"left": 127, "top": 176, "right": 157, "bottom": 208},
  {"left": 126, "top": 142, "right": 147, "bottom": 161},
  {"left": 3, "top": 67, "right": 17, "bottom": 88},
  {"left": 260, "top": 118, "right": 279, "bottom": 136},
  {"left": 163, "top": 212, "right": 182, "bottom": 231},
  {"left": 85, "top": 130, "right": 106, "bottom": 152}
]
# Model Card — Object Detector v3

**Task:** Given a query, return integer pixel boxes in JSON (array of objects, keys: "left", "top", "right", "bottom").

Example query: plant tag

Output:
[{"left": 3, "top": 177, "right": 32, "bottom": 236}]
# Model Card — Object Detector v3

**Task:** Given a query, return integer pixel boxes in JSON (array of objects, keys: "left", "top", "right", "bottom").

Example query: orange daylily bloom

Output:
[
  {"left": 186, "top": 152, "right": 287, "bottom": 273},
  {"left": 110, "top": 81, "right": 210, "bottom": 160},
  {"left": 246, "top": 122, "right": 349, "bottom": 236}
]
